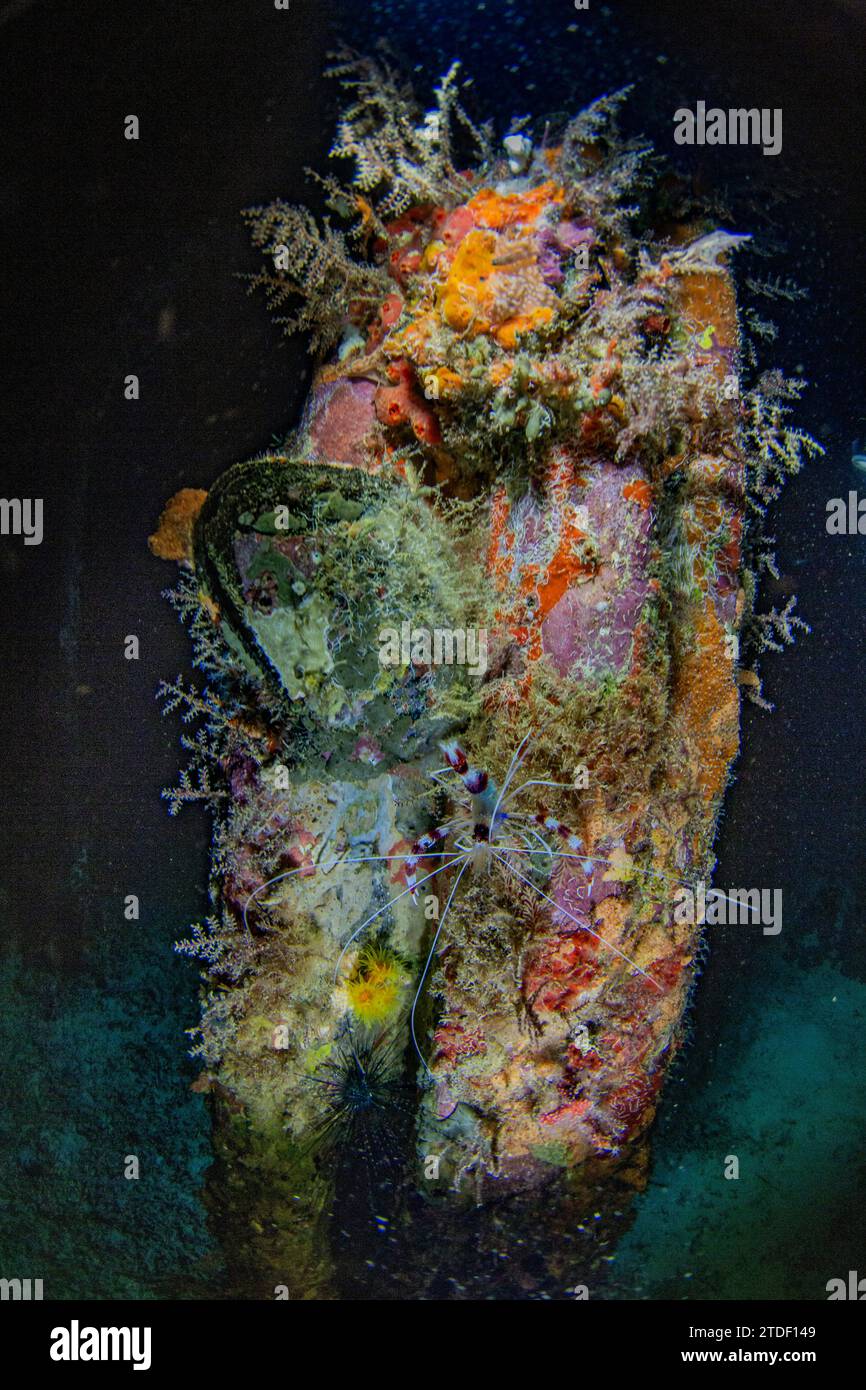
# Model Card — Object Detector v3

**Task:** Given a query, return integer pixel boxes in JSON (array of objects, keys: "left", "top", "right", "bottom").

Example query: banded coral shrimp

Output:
[{"left": 242, "top": 728, "right": 758, "bottom": 1080}]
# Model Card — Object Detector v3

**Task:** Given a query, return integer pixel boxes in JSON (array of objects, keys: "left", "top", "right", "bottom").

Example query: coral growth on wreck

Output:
[{"left": 154, "top": 52, "right": 819, "bottom": 1284}]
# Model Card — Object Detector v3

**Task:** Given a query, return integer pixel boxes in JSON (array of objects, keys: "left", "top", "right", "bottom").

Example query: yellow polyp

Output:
[
  {"left": 345, "top": 943, "right": 409, "bottom": 1025},
  {"left": 346, "top": 978, "right": 398, "bottom": 1023},
  {"left": 364, "top": 959, "right": 397, "bottom": 987},
  {"left": 421, "top": 239, "right": 446, "bottom": 270}
]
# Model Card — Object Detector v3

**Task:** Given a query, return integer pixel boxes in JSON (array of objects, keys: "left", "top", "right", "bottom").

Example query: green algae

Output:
[{"left": 251, "top": 594, "right": 335, "bottom": 701}]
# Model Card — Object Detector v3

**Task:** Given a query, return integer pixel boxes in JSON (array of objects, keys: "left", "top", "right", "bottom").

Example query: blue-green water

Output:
[
  {"left": 614, "top": 954, "right": 866, "bottom": 1300},
  {"left": 0, "top": 934, "right": 216, "bottom": 1299}
]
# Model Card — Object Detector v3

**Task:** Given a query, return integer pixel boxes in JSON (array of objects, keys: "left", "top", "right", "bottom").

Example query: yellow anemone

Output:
[{"left": 345, "top": 943, "right": 409, "bottom": 1025}]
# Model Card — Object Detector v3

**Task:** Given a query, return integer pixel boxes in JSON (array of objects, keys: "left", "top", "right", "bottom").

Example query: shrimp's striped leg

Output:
[
  {"left": 506, "top": 809, "right": 583, "bottom": 854},
  {"left": 404, "top": 825, "right": 451, "bottom": 899},
  {"left": 243, "top": 850, "right": 457, "bottom": 934}
]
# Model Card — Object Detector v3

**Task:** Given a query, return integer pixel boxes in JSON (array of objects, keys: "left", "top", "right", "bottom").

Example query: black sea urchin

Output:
[{"left": 307, "top": 1029, "right": 413, "bottom": 1179}]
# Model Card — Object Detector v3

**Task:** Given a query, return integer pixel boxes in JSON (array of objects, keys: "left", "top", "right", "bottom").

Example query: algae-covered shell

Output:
[{"left": 194, "top": 453, "right": 481, "bottom": 746}]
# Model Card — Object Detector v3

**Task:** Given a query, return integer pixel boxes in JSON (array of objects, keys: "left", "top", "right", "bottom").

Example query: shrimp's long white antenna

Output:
[
  {"left": 243, "top": 852, "right": 457, "bottom": 935},
  {"left": 411, "top": 856, "right": 472, "bottom": 1077},
  {"left": 491, "top": 713, "right": 566, "bottom": 823},
  {"left": 489, "top": 728, "right": 535, "bottom": 831},
  {"left": 515, "top": 829, "right": 544, "bottom": 858},
  {"left": 501, "top": 778, "right": 578, "bottom": 807},
  {"left": 493, "top": 851, "right": 663, "bottom": 991},
  {"left": 332, "top": 857, "right": 462, "bottom": 984},
  {"left": 429, "top": 766, "right": 463, "bottom": 789}
]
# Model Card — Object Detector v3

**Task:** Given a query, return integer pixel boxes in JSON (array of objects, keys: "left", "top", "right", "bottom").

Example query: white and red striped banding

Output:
[
  {"left": 405, "top": 825, "right": 449, "bottom": 897},
  {"left": 439, "top": 741, "right": 469, "bottom": 776},
  {"left": 463, "top": 768, "right": 489, "bottom": 795},
  {"left": 536, "top": 813, "right": 582, "bottom": 852}
]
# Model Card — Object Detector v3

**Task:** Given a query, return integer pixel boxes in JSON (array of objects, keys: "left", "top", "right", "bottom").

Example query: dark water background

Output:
[{"left": 0, "top": 0, "right": 863, "bottom": 1299}]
